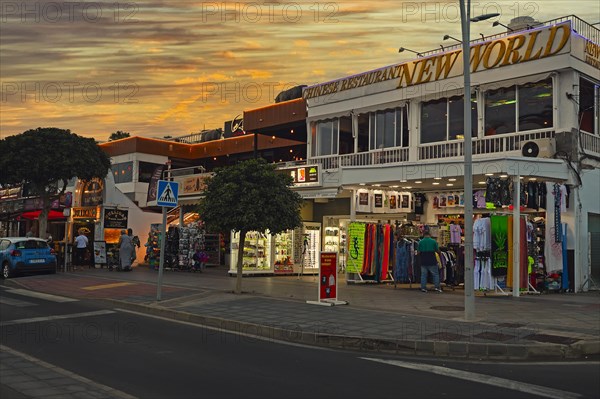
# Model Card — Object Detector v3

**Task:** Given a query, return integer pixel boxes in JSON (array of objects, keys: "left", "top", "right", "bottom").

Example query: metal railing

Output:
[
  {"left": 310, "top": 147, "right": 409, "bottom": 170},
  {"left": 581, "top": 131, "right": 600, "bottom": 155}
]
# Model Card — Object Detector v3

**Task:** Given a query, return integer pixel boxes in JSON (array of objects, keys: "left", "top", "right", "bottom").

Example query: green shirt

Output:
[{"left": 418, "top": 236, "right": 439, "bottom": 266}]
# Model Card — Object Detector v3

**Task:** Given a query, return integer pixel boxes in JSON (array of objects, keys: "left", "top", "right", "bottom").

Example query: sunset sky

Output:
[{"left": 1, "top": 1, "right": 599, "bottom": 141}]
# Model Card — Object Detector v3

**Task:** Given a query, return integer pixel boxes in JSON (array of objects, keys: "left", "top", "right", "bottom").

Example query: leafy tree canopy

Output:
[
  {"left": 109, "top": 130, "right": 130, "bottom": 141},
  {"left": 197, "top": 158, "right": 303, "bottom": 236},
  {"left": 197, "top": 158, "right": 303, "bottom": 293},
  {"left": 0, "top": 127, "right": 111, "bottom": 237}
]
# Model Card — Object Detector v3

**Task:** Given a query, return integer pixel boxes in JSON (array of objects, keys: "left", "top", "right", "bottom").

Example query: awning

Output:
[
  {"left": 19, "top": 210, "right": 66, "bottom": 220},
  {"left": 296, "top": 188, "right": 339, "bottom": 199}
]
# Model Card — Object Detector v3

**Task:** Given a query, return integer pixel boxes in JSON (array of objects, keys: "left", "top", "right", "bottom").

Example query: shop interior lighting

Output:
[
  {"left": 500, "top": 174, "right": 508, "bottom": 178},
  {"left": 485, "top": 173, "right": 494, "bottom": 176},
  {"left": 432, "top": 182, "right": 440, "bottom": 185},
  {"left": 434, "top": 177, "right": 442, "bottom": 180},
  {"left": 373, "top": 184, "right": 381, "bottom": 187},
  {"left": 446, "top": 183, "right": 454, "bottom": 186},
  {"left": 415, "top": 181, "right": 422, "bottom": 184},
  {"left": 449, "top": 178, "right": 457, "bottom": 181},
  {"left": 478, "top": 181, "right": 486, "bottom": 184},
  {"left": 391, "top": 185, "right": 399, "bottom": 188},
  {"left": 529, "top": 178, "right": 537, "bottom": 181},
  {"left": 359, "top": 183, "right": 366, "bottom": 186},
  {"left": 400, "top": 179, "right": 407, "bottom": 182}
]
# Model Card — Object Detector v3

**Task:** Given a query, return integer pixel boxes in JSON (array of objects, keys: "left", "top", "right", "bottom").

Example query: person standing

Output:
[
  {"left": 118, "top": 229, "right": 135, "bottom": 271},
  {"left": 417, "top": 231, "right": 442, "bottom": 293},
  {"left": 74, "top": 229, "right": 88, "bottom": 271}
]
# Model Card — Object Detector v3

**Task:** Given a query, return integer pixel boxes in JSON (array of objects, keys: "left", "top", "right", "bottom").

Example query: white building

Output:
[{"left": 301, "top": 16, "right": 599, "bottom": 292}]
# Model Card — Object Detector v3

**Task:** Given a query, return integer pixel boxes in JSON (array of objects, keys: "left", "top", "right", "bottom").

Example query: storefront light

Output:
[
  {"left": 391, "top": 185, "right": 399, "bottom": 188},
  {"left": 400, "top": 179, "right": 407, "bottom": 183},
  {"left": 485, "top": 173, "right": 494, "bottom": 176},
  {"left": 529, "top": 178, "right": 537, "bottom": 181},
  {"left": 359, "top": 183, "right": 366, "bottom": 186},
  {"left": 373, "top": 184, "right": 381, "bottom": 187},
  {"left": 434, "top": 177, "right": 442, "bottom": 180},
  {"left": 478, "top": 181, "right": 486, "bottom": 184},
  {"left": 415, "top": 181, "right": 422, "bottom": 184},
  {"left": 500, "top": 174, "right": 508, "bottom": 178},
  {"left": 432, "top": 182, "right": 440, "bottom": 185},
  {"left": 446, "top": 183, "right": 454, "bottom": 186},
  {"left": 449, "top": 178, "right": 457, "bottom": 182}
]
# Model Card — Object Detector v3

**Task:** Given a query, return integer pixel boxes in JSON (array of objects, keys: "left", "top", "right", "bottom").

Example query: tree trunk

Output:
[
  {"left": 235, "top": 229, "right": 247, "bottom": 294},
  {"left": 38, "top": 191, "right": 50, "bottom": 239}
]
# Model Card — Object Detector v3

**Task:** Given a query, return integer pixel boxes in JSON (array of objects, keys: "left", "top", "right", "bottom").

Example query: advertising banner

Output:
[
  {"left": 319, "top": 252, "right": 338, "bottom": 301},
  {"left": 103, "top": 208, "right": 128, "bottom": 229},
  {"left": 346, "top": 222, "right": 366, "bottom": 273}
]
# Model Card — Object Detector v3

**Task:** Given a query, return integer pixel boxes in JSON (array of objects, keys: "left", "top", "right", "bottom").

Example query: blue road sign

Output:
[{"left": 157, "top": 180, "right": 179, "bottom": 207}]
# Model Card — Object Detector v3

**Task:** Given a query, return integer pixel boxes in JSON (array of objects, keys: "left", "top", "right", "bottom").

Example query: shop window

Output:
[
  {"left": 369, "top": 107, "right": 409, "bottom": 149},
  {"left": 138, "top": 161, "right": 163, "bottom": 183},
  {"left": 421, "top": 97, "right": 475, "bottom": 143},
  {"left": 579, "top": 77, "right": 599, "bottom": 135},
  {"left": 111, "top": 162, "right": 133, "bottom": 183}
]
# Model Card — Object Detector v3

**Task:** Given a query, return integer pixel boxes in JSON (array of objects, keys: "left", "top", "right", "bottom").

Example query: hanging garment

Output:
[
  {"left": 347, "top": 222, "right": 366, "bottom": 274},
  {"left": 414, "top": 193, "right": 427, "bottom": 214},
  {"left": 394, "top": 240, "right": 409, "bottom": 282},
  {"left": 491, "top": 215, "right": 508, "bottom": 277},
  {"left": 449, "top": 223, "right": 462, "bottom": 244},
  {"left": 553, "top": 183, "right": 562, "bottom": 243}
]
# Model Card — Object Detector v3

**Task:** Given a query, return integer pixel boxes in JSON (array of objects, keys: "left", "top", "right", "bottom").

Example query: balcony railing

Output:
[
  {"left": 581, "top": 131, "right": 600, "bottom": 156},
  {"left": 310, "top": 147, "right": 409, "bottom": 170},
  {"left": 308, "top": 130, "right": 560, "bottom": 170}
]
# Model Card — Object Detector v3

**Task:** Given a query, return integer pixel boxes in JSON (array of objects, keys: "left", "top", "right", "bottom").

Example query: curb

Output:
[{"left": 101, "top": 299, "right": 600, "bottom": 361}]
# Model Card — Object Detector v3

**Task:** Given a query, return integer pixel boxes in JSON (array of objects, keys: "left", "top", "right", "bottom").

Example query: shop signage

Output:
[
  {"left": 583, "top": 39, "right": 599, "bottom": 69},
  {"left": 279, "top": 165, "right": 320, "bottom": 186},
  {"left": 80, "top": 178, "right": 104, "bottom": 207},
  {"left": 173, "top": 173, "right": 214, "bottom": 196},
  {"left": 72, "top": 206, "right": 98, "bottom": 219},
  {"left": 306, "top": 252, "right": 347, "bottom": 306},
  {"left": 147, "top": 165, "right": 166, "bottom": 202},
  {"left": 103, "top": 208, "right": 128, "bottom": 229},
  {"left": 304, "top": 22, "right": 571, "bottom": 100},
  {"left": 0, "top": 186, "right": 21, "bottom": 200}
]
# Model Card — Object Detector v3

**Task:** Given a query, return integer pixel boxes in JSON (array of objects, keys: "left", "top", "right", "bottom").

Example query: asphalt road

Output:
[{"left": 1, "top": 285, "right": 599, "bottom": 399}]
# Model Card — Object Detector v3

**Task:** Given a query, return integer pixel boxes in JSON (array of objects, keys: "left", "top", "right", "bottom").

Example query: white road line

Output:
[
  {"left": 6, "top": 288, "right": 78, "bottom": 303},
  {"left": 361, "top": 358, "right": 582, "bottom": 399},
  {"left": 0, "top": 297, "right": 37, "bottom": 307},
  {"left": 0, "top": 310, "right": 115, "bottom": 327}
]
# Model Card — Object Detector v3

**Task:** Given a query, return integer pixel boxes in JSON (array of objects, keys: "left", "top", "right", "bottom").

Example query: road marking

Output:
[
  {"left": 1, "top": 345, "right": 137, "bottom": 399},
  {"left": 361, "top": 358, "right": 582, "bottom": 399},
  {"left": 0, "top": 296, "right": 37, "bottom": 307},
  {"left": 6, "top": 288, "right": 78, "bottom": 303},
  {"left": 82, "top": 282, "right": 134, "bottom": 291},
  {"left": 0, "top": 310, "right": 115, "bottom": 327}
]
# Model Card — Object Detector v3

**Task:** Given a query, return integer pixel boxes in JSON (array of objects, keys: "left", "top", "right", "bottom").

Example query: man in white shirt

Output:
[{"left": 74, "top": 229, "right": 89, "bottom": 270}]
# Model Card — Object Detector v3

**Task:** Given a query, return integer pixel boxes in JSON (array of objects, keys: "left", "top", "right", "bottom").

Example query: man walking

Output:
[
  {"left": 73, "top": 229, "right": 88, "bottom": 271},
  {"left": 417, "top": 231, "right": 442, "bottom": 293}
]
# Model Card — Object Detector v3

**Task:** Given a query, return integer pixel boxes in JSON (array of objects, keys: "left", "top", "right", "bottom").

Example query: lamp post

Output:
[{"left": 459, "top": 2, "right": 499, "bottom": 320}]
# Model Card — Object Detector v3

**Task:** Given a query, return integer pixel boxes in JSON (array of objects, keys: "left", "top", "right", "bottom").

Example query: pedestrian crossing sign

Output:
[{"left": 157, "top": 180, "right": 179, "bottom": 207}]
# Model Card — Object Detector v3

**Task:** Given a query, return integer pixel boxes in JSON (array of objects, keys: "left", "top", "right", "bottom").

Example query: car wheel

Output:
[{"left": 2, "top": 263, "right": 12, "bottom": 279}]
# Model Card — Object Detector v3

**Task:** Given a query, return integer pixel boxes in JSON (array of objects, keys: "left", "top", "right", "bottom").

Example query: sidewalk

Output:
[{"left": 4, "top": 265, "right": 600, "bottom": 360}]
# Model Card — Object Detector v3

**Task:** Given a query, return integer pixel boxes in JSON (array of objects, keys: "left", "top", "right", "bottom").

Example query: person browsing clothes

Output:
[{"left": 417, "top": 231, "right": 443, "bottom": 293}]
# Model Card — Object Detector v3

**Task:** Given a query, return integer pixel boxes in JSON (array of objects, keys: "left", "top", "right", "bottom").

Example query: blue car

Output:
[{"left": 0, "top": 237, "right": 57, "bottom": 279}]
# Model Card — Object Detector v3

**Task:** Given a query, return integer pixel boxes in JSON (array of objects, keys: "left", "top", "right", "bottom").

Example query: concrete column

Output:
[
  {"left": 350, "top": 189, "right": 356, "bottom": 222},
  {"left": 513, "top": 175, "right": 521, "bottom": 297}
]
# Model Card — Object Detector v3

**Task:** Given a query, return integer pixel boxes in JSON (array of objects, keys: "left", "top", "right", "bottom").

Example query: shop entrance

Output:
[{"left": 72, "top": 220, "right": 95, "bottom": 267}]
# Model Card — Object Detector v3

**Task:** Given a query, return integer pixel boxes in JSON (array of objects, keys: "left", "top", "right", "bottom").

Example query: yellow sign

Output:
[
  {"left": 72, "top": 207, "right": 98, "bottom": 219},
  {"left": 304, "top": 22, "right": 571, "bottom": 100}
]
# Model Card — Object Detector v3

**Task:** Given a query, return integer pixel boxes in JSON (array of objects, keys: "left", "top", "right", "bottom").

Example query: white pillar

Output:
[
  {"left": 512, "top": 175, "right": 521, "bottom": 297},
  {"left": 350, "top": 189, "right": 356, "bottom": 222}
]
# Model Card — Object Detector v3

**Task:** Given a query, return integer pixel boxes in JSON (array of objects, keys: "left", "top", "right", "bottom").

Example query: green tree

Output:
[
  {"left": 0, "top": 128, "right": 111, "bottom": 238},
  {"left": 197, "top": 158, "right": 303, "bottom": 294},
  {"left": 108, "top": 130, "right": 130, "bottom": 141}
]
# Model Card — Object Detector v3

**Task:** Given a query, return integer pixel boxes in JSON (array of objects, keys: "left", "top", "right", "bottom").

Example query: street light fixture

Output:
[
  {"left": 398, "top": 47, "right": 422, "bottom": 57},
  {"left": 492, "top": 21, "right": 514, "bottom": 31},
  {"left": 443, "top": 34, "right": 462, "bottom": 43},
  {"left": 459, "top": 3, "right": 500, "bottom": 321}
]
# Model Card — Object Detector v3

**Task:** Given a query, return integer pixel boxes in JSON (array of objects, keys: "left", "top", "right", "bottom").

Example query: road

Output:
[{"left": 1, "top": 284, "right": 599, "bottom": 399}]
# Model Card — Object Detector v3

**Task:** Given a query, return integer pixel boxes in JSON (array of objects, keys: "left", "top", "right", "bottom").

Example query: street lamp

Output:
[
  {"left": 398, "top": 47, "right": 422, "bottom": 57},
  {"left": 459, "top": 2, "right": 499, "bottom": 321},
  {"left": 492, "top": 21, "right": 514, "bottom": 31},
  {"left": 443, "top": 34, "right": 462, "bottom": 43}
]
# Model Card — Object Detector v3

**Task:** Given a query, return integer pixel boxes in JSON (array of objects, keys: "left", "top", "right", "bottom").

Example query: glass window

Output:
[
  {"left": 339, "top": 116, "right": 353, "bottom": 155},
  {"left": 402, "top": 107, "right": 409, "bottom": 147},
  {"left": 580, "top": 77, "right": 597, "bottom": 135},
  {"left": 421, "top": 99, "right": 448, "bottom": 143},
  {"left": 313, "top": 120, "right": 339, "bottom": 156},
  {"left": 111, "top": 162, "right": 133, "bottom": 184},
  {"left": 357, "top": 113, "right": 369, "bottom": 152},
  {"left": 448, "top": 95, "right": 477, "bottom": 140},
  {"left": 485, "top": 86, "right": 516, "bottom": 135},
  {"left": 519, "top": 79, "right": 553, "bottom": 131},
  {"left": 138, "top": 162, "right": 162, "bottom": 183},
  {"left": 383, "top": 110, "right": 396, "bottom": 148}
]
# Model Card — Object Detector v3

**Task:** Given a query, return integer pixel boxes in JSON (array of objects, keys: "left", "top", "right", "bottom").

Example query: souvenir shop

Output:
[
  {"left": 228, "top": 222, "right": 321, "bottom": 276},
  {"left": 340, "top": 175, "right": 573, "bottom": 294}
]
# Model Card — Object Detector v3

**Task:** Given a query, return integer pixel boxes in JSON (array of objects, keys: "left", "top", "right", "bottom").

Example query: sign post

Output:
[
  {"left": 156, "top": 179, "right": 179, "bottom": 301},
  {"left": 307, "top": 252, "right": 347, "bottom": 306}
]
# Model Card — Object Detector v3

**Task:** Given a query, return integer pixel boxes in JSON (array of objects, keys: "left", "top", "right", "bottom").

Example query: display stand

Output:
[{"left": 307, "top": 252, "right": 348, "bottom": 307}]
